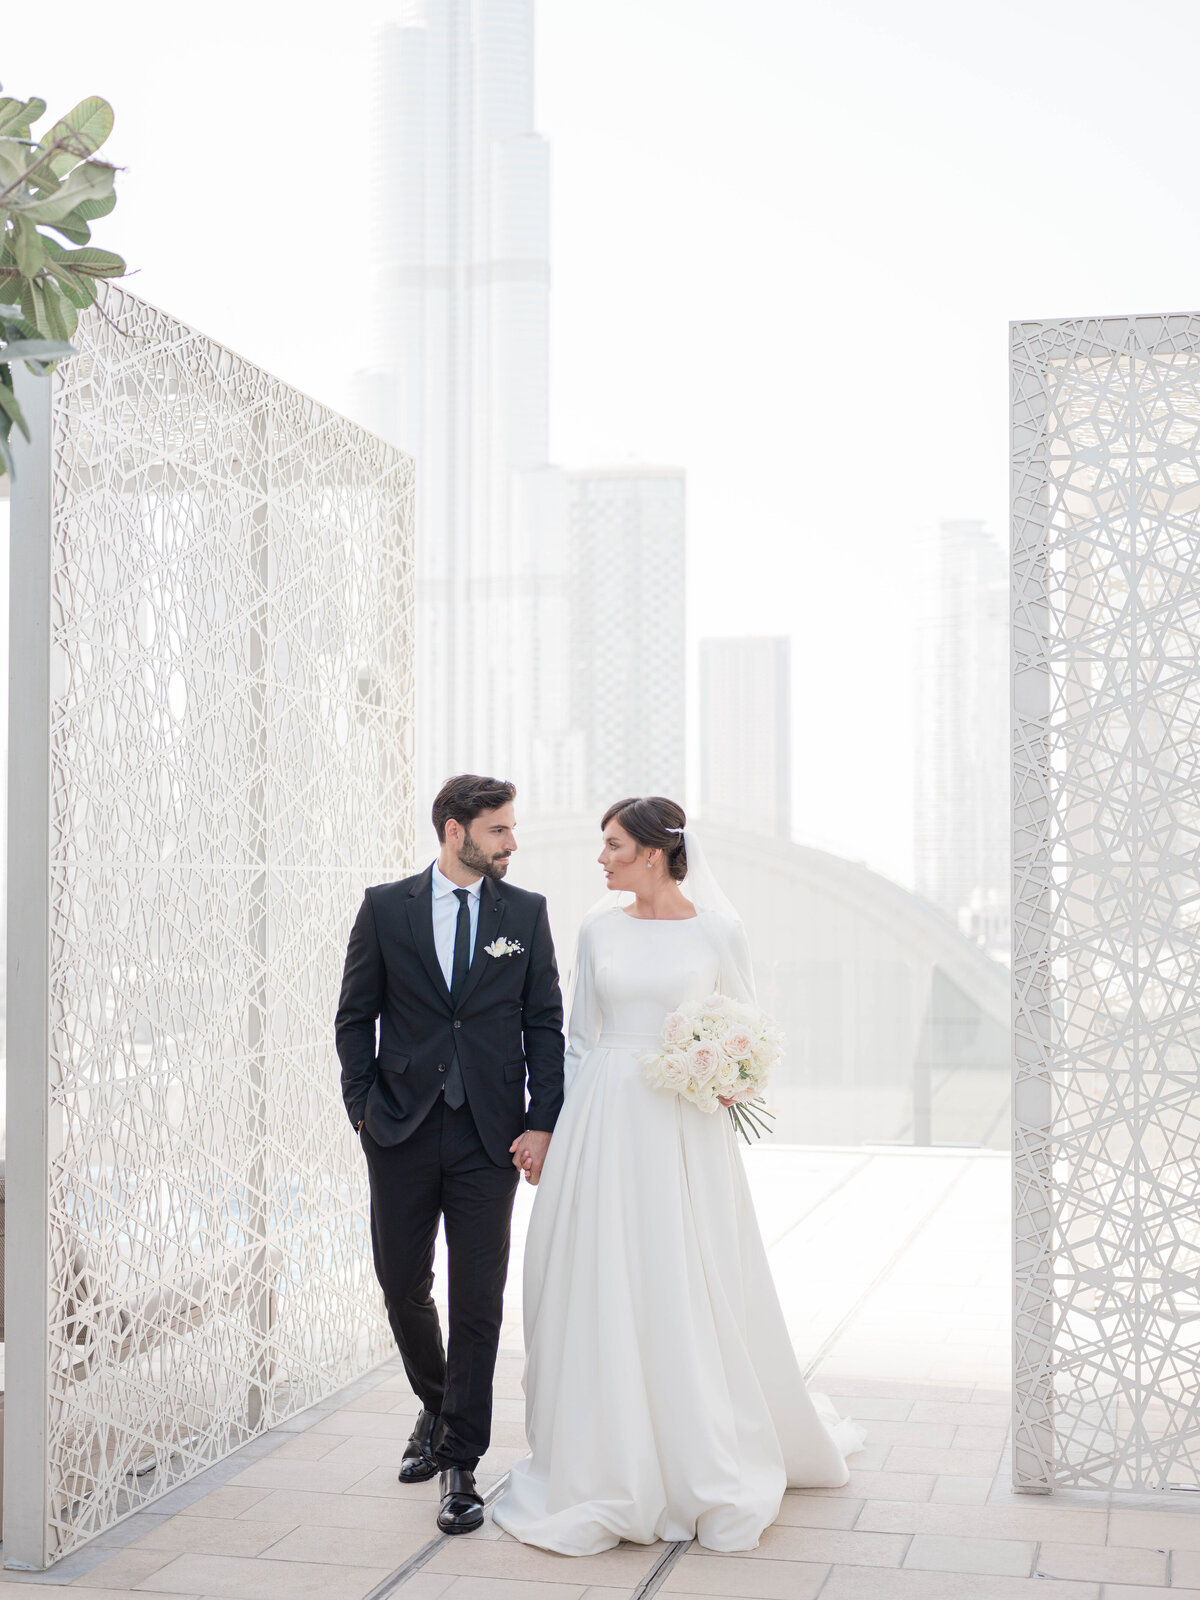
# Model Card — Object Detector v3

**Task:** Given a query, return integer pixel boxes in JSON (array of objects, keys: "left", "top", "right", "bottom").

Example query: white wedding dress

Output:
[{"left": 492, "top": 904, "right": 864, "bottom": 1555}]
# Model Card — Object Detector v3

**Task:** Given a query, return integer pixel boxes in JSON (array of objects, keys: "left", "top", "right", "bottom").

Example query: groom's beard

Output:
[{"left": 458, "top": 836, "right": 511, "bottom": 881}]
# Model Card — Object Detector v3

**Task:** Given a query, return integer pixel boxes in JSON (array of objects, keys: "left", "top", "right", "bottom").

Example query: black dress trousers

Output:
[{"left": 361, "top": 1095, "right": 520, "bottom": 1470}]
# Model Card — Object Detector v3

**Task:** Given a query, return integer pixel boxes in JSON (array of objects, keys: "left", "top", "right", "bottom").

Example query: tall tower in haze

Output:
[
  {"left": 367, "top": 1, "right": 578, "bottom": 817},
  {"left": 699, "top": 636, "right": 791, "bottom": 839},
  {"left": 913, "top": 519, "right": 1008, "bottom": 960},
  {"left": 567, "top": 468, "right": 686, "bottom": 809}
]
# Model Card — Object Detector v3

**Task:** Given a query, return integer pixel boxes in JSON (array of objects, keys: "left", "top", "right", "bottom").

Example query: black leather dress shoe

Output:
[
  {"left": 436, "top": 1467, "right": 484, "bottom": 1534},
  {"left": 397, "top": 1408, "right": 440, "bottom": 1484}
]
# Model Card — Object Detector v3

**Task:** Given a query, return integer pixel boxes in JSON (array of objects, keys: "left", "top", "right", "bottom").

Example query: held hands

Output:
[{"left": 509, "top": 1129, "right": 551, "bottom": 1185}]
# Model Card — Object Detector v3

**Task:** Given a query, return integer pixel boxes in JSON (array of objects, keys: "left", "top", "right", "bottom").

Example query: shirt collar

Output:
[{"left": 431, "top": 861, "right": 483, "bottom": 900}]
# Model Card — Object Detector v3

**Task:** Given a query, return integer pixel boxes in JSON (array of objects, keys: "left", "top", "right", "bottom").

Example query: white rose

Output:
[
  {"left": 686, "top": 1040, "right": 722, "bottom": 1085},
  {"left": 661, "top": 1011, "right": 692, "bottom": 1047},
  {"left": 692, "top": 1082, "right": 722, "bottom": 1114},
  {"left": 660, "top": 1054, "right": 692, "bottom": 1090},
  {"left": 638, "top": 1051, "right": 665, "bottom": 1088},
  {"left": 715, "top": 1054, "right": 741, "bottom": 1091},
  {"left": 720, "top": 1025, "right": 754, "bottom": 1062}
]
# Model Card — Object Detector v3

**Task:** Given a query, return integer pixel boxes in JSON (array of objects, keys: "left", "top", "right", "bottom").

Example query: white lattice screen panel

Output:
[
  {"left": 6, "top": 288, "right": 413, "bottom": 1566},
  {"left": 1012, "top": 314, "right": 1200, "bottom": 1491}
]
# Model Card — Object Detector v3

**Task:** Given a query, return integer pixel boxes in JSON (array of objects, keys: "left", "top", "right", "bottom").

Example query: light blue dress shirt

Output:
[{"left": 430, "top": 861, "right": 482, "bottom": 990}]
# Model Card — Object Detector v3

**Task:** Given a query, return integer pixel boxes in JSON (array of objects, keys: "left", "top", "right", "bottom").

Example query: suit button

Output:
[
  {"left": 453, "top": 1020, "right": 461, "bottom": 1029},
  {"left": 437, "top": 1063, "right": 446, "bottom": 1073}
]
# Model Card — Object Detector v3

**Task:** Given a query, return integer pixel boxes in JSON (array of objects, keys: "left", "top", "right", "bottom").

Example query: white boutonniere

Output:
[{"left": 484, "top": 936, "right": 524, "bottom": 959}]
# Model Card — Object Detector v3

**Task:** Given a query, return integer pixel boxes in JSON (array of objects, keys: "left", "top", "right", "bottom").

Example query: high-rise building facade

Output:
[
  {"left": 699, "top": 636, "right": 791, "bottom": 839},
  {"left": 365, "top": 2, "right": 578, "bottom": 815},
  {"left": 567, "top": 468, "right": 686, "bottom": 810},
  {"left": 913, "top": 519, "right": 1009, "bottom": 960}
]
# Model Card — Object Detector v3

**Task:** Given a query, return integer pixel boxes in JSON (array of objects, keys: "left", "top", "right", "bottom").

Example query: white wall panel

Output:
[
  {"left": 1012, "top": 314, "right": 1200, "bottom": 1491},
  {"left": 5, "top": 289, "right": 413, "bottom": 1565}
]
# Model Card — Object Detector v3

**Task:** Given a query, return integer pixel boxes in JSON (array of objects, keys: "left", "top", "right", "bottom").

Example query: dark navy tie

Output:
[{"left": 444, "top": 888, "right": 471, "bottom": 1109}]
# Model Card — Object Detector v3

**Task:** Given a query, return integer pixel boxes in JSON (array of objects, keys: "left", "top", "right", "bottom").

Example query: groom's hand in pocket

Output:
[{"left": 509, "top": 1130, "right": 551, "bottom": 1185}]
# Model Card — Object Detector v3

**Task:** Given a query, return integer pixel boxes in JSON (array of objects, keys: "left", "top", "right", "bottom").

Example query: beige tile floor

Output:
[{"left": 5, "top": 1147, "right": 1199, "bottom": 1600}]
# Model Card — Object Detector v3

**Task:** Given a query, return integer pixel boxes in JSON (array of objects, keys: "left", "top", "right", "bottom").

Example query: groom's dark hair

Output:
[{"left": 432, "top": 773, "right": 517, "bottom": 841}]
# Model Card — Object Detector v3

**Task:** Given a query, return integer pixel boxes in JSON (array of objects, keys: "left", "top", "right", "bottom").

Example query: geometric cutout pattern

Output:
[
  {"left": 31, "top": 287, "right": 413, "bottom": 1560},
  {"left": 1012, "top": 314, "right": 1200, "bottom": 1491}
]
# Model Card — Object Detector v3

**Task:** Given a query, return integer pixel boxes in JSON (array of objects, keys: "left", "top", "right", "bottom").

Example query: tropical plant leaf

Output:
[
  {"left": 0, "top": 418, "right": 16, "bottom": 480},
  {"left": 0, "top": 89, "right": 122, "bottom": 482},
  {"left": 41, "top": 97, "right": 114, "bottom": 177},
  {"left": 0, "top": 96, "right": 45, "bottom": 140},
  {"left": 45, "top": 264, "right": 95, "bottom": 308},
  {"left": 12, "top": 215, "right": 46, "bottom": 276},
  {"left": 0, "top": 303, "right": 38, "bottom": 339},
  {"left": 17, "top": 160, "right": 115, "bottom": 225},
  {"left": 48, "top": 217, "right": 90, "bottom": 246},
  {"left": 27, "top": 277, "right": 75, "bottom": 341},
  {"left": 48, "top": 188, "right": 119, "bottom": 244},
  {"left": 0, "top": 374, "right": 30, "bottom": 439},
  {"left": 43, "top": 242, "right": 125, "bottom": 277},
  {"left": 69, "top": 189, "right": 117, "bottom": 224},
  {"left": 0, "top": 337, "right": 75, "bottom": 363},
  {"left": 0, "top": 141, "right": 27, "bottom": 186}
]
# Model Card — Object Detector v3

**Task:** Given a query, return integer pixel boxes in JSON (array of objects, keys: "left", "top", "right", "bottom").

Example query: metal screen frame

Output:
[
  {"left": 1013, "top": 313, "right": 1200, "bottom": 1491},
  {"left": 5, "top": 289, "right": 414, "bottom": 1566}
]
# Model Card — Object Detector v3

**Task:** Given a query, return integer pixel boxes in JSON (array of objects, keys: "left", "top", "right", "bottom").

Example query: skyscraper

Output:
[
  {"left": 365, "top": 2, "right": 577, "bottom": 814},
  {"left": 567, "top": 468, "right": 686, "bottom": 809},
  {"left": 699, "top": 636, "right": 791, "bottom": 839},
  {"left": 913, "top": 519, "right": 1008, "bottom": 959}
]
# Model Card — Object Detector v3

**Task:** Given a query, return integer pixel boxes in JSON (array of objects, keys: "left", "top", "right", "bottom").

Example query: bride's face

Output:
[{"left": 598, "top": 819, "right": 655, "bottom": 891}]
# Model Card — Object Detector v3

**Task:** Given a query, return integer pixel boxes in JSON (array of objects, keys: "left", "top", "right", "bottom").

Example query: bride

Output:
[{"left": 493, "top": 796, "right": 864, "bottom": 1555}]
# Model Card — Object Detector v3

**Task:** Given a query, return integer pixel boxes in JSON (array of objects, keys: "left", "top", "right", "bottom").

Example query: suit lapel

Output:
[
  {"left": 456, "top": 877, "right": 507, "bottom": 1010},
  {"left": 405, "top": 867, "right": 453, "bottom": 1008}
]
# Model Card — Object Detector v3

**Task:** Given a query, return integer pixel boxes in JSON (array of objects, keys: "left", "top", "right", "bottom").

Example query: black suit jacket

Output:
[{"left": 335, "top": 866, "right": 565, "bottom": 1166}]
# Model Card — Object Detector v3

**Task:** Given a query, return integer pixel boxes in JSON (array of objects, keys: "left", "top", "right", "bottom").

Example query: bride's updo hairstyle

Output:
[{"left": 601, "top": 796, "right": 689, "bottom": 882}]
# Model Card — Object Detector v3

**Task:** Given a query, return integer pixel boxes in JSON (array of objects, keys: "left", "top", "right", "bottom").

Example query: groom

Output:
[{"left": 335, "top": 774, "right": 564, "bottom": 1534}]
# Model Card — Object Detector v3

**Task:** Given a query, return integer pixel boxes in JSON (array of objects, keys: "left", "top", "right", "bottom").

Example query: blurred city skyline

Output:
[{"left": 8, "top": 0, "right": 1200, "bottom": 883}]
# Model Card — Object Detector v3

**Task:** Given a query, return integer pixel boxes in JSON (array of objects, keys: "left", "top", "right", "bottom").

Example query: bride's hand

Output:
[
  {"left": 510, "top": 1129, "right": 552, "bottom": 1184},
  {"left": 718, "top": 1095, "right": 737, "bottom": 1108}
]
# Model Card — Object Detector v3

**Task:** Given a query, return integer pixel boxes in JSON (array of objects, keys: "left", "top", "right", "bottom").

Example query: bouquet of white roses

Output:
[{"left": 638, "top": 992, "right": 781, "bottom": 1142}]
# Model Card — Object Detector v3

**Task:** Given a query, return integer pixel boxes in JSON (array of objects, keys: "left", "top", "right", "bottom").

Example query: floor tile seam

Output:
[
  {"left": 858, "top": 1509, "right": 1113, "bottom": 1543},
  {"left": 15, "top": 1365, "right": 405, "bottom": 1586},
  {"left": 802, "top": 1159, "right": 978, "bottom": 1382},
  {"left": 719, "top": 1537, "right": 918, "bottom": 1571},
  {"left": 1032, "top": 1535, "right": 1042, "bottom": 1578},
  {"left": 269, "top": 1362, "right": 407, "bottom": 1437},
  {"left": 896, "top": 1529, "right": 1043, "bottom": 1568},
  {"left": 812, "top": 1557, "right": 835, "bottom": 1598},
  {"left": 737, "top": 1531, "right": 1114, "bottom": 1579},
  {"left": 763, "top": 1155, "right": 874, "bottom": 1253},
  {"left": 628, "top": 1536, "right": 692, "bottom": 1598},
  {"left": 358, "top": 1471, "right": 516, "bottom": 1599},
  {"left": 224, "top": 1489, "right": 274, "bottom": 1520}
]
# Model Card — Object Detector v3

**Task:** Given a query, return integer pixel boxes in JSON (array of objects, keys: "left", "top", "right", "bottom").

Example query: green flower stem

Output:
[{"left": 727, "top": 1097, "right": 776, "bottom": 1144}]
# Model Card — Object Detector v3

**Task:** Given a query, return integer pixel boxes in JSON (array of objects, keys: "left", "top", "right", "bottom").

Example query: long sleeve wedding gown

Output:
[{"left": 492, "top": 904, "right": 864, "bottom": 1556}]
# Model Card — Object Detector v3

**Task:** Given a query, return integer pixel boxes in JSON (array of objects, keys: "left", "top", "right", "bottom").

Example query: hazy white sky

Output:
[{"left": 7, "top": 0, "right": 1200, "bottom": 883}]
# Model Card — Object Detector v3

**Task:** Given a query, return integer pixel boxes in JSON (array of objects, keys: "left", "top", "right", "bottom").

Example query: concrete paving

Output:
[{"left": 4, "top": 1148, "right": 1188, "bottom": 1600}]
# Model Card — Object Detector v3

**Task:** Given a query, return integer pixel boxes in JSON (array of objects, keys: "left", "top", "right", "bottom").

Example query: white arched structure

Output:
[{"left": 511, "top": 816, "right": 1009, "bottom": 1147}]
